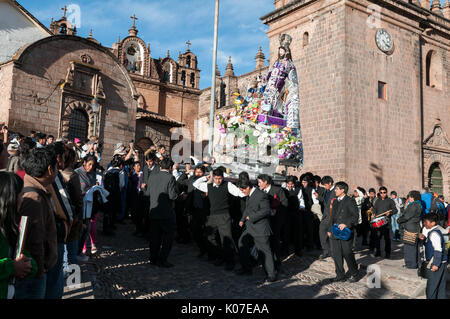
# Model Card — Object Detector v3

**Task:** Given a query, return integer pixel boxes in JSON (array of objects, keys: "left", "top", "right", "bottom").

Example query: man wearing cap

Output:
[{"left": 7, "top": 142, "right": 20, "bottom": 173}]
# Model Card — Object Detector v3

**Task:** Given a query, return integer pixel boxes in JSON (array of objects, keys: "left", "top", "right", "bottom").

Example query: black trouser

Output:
[
  {"left": 190, "top": 208, "right": 209, "bottom": 254},
  {"left": 330, "top": 235, "right": 359, "bottom": 279},
  {"left": 403, "top": 242, "right": 419, "bottom": 269},
  {"left": 319, "top": 218, "right": 330, "bottom": 255},
  {"left": 270, "top": 209, "right": 289, "bottom": 262},
  {"left": 104, "top": 195, "right": 118, "bottom": 232},
  {"left": 149, "top": 219, "right": 176, "bottom": 264},
  {"left": 371, "top": 225, "right": 391, "bottom": 255},
  {"left": 286, "top": 210, "right": 304, "bottom": 254},
  {"left": 238, "top": 230, "right": 275, "bottom": 278},
  {"left": 426, "top": 262, "right": 447, "bottom": 299},
  {"left": 205, "top": 214, "right": 235, "bottom": 266},
  {"left": 357, "top": 217, "right": 370, "bottom": 244},
  {"left": 133, "top": 192, "right": 146, "bottom": 234},
  {"left": 175, "top": 201, "right": 190, "bottom": 242},
  {"left": 303, "top": 210, "right": 315, "bottom": 249}
]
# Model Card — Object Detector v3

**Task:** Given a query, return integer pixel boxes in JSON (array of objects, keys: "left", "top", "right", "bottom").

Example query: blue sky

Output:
[
  {"left": 18, "top": 0, "right": 449, "bottom": 89},
  {"left": 18, "top": 0, "right": 274, "bottom": 89}
]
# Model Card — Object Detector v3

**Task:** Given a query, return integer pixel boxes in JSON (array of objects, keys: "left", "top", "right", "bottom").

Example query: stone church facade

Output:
[
  {"left": 200, "top": 0, "right": 450, "bottom": 198},
  {"left": 0, "top": 1, "right": 201, "bottom": 163}
]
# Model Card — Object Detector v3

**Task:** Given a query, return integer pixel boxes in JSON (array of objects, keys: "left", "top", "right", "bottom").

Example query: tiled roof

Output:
[{"left": 136, "top": 109, "right": 184, "bottom": 127}]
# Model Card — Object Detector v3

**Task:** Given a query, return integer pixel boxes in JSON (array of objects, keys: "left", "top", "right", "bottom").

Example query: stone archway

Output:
[
  {"left": 428, "top": 162, "right": 443, "bottom": 196},
  {"left": 61, "top": 99, "right": 96, "bottom": 141},
  {"left": 423, "top": 153, "right": 450, "bottom": 199}
]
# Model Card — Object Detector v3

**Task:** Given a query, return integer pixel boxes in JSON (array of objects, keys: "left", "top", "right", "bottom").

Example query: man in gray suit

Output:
[
  {"left": 147, "top": 157, "right": 179, "bottom": 268},
  {"left": 235, "top": 177, "right": 277, "bottom": 283}
]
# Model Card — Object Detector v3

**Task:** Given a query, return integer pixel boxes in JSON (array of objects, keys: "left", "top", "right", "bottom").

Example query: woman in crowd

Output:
[
  {"left": 0, "top": 172, "right": 37, "bottom": 299},
  {"left": 61, "top": 148, "right": 83, "bottom": 267},
  {"left": 397, "top": 190, "right": 422, "bottom": 269},
  {"left": 75, "top": 155, "right": 98, "bottom": 260}
]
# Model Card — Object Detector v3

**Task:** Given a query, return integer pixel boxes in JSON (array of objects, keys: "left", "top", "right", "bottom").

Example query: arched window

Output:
[
  {"left": 429, "top": 162, "right": 443, "bottom": 196},
  {"left": 426, "top": 50, "right": 442, "bottom": 90},
  {"left": 303, "top": 32, "right": 309, "bottom": 47},
  {"left": 68, "top": 109, "right": 88, "bottom": 142},
  {"left": 181, "top": 71, "right": 186, "bottom": 86},
  {"left": 190, "top": 72, "right": 195, "bottom": 88},
  {"left": 186, "top": 55, "right": 191, "bottom": 68},
  {"left": 60, "top": 24, "right": 67, "bottom": 35}
]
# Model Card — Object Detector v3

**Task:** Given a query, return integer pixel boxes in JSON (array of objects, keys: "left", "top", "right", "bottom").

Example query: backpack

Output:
[{"left": 103, "top": 169, "right": 120, "bottom": 197}]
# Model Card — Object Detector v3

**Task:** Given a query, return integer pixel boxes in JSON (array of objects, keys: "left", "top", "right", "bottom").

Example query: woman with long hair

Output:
[
  {"left": 75, "top": 155, "right": 98, "bottom": 260},
  {"left": 0, "top": 172, "right": 37, "bottom": 299}
]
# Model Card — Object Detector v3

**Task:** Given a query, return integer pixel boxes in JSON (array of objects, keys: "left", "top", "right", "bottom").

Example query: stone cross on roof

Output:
[
  {"left": 186, "top": 40, "right": 192, "bottom": 51},
  {"left": 61, "top": 5, "right": 67, "bottom": 18},
  {"left": 130, "top": 14, "right": 138, "bottom": 28}
]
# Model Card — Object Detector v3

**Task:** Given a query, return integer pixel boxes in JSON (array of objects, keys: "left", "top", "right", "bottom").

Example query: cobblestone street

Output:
[{"left": 62, "top": 217, "right": 450, "bottom": 299}]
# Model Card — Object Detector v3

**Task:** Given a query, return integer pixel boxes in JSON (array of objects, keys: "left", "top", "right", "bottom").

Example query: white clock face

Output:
[{"left": 376, "top": 29, "right": 394, "bottom": 53}]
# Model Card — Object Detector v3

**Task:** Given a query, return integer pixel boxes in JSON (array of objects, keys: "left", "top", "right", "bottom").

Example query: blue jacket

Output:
[{"left": 421, "top": 192, "right": 433, "bottom": 216}]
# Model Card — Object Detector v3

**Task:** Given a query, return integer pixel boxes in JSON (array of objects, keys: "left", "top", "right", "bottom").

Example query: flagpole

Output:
[{"left": 208, "top": 0, "right": 219, "bottom": 157}]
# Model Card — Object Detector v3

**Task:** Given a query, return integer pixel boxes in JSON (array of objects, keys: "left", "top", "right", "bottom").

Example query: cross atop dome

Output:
[
  {"left": 186, "top": 40, "right": 192, "bottom": 52},
  {"left": 129, "top": 14, "right": 139, "bottom": 36}
]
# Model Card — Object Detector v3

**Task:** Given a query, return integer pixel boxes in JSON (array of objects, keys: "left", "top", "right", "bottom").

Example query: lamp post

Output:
[{"left": 208, "top": 0, "right": 220, "bottom": 157}]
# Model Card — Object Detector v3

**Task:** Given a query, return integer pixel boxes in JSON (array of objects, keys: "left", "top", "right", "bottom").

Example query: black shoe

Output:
[
  {"left": 263, "top": 276, "right": 277, "bottom": 284},
  {"left": 157, "top": 261, "right": 174, "bottom": 268},
  {"left": 207, "top": 255, "right": 217, "bottom": 262},
  {"left": 294, "top": 250, "right": 303, "bottom": 257},
  {"left": 235, "top": 268, "right": 252, "bottom": 276},
  {"left": 224, "top": 263, "right": 235, "bottom": 271},
  {"left": 385, "top": 254, "right": 391, "bottom": 259},
  {"left": 347, "top": 275, "right": 359, "bottom": 283},
  {"left": 319, "top": 253, "right": 330, "bottom": 260},
  {"left": 214, "top": 259, "right": 225, "bottom": 267},
  {"left": 331, "top": 276, "right": 346, "bottom": 283}
]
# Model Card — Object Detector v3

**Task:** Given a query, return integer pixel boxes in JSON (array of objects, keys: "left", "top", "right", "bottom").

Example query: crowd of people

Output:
[{"left": 0, "top": 125, "right": 449, "bottom": 299}]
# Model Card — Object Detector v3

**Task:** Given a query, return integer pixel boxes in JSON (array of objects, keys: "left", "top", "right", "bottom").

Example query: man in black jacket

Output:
[
  {"left": 178, "top": 165, "right": 211, "bottom": 257},
  {"left": 327, "top": 182, "right": 359, "bottom": 282},
  {"left": 257, "top": 174, "right": 288, "bottom": 270},
  {"left": 193, "top": 168, "right": 245, "bottom": 271},
  {"left": 371, "top": 186, "right": 397, "bottom": 259},
  {"left": 140, "top": 153, "right": 160, "bottom": 237},
  {"left": 236, "top": 178, "right": 277, "bottom": 283},
  {"left": 147, "top": 158, "right": 179, "bottom": 268},
  {"left": 318, "top": 176, "right": 335, "bottom": 260}
]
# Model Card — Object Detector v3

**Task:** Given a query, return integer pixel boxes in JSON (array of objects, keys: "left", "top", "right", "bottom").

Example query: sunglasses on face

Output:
[{"left": 380, "top": 191, "right": 387, "bottom": 194}]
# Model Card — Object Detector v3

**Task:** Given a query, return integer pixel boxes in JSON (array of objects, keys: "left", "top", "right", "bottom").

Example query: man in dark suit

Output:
[
  {"left": 257, "top": 174, "right": 288, "bottom": 271},
  {"left": 147, "top": 158, "right": 179, "bottom": 268},
  {"left": 327, "top": 181, "right": 360, "bottom": 282},
  {"left": 236, "top": 177, "right": 277, "bottom": 283},
  {"left": 140, "top": 152, "right": 160, "bottom": 237},
  {"left": 178, "top": 165, "right": 211, "bottom": 257},
  {"left": 317, "top": 176, "right": 335, "bottom": 260}
]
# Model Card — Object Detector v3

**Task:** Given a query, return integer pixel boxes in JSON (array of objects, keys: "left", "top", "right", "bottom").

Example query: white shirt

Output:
[
  {"left": 172, "top": 169, "right": 182, "bottom": 180},
  {"left": 193, "top": 176, "right": 245, "bottom": 197},
  {"left": 264, "top": 185, "right": 271, "bottom": 194},
  {"left": 312, "top": 189, "right": 320, "bottom": 205}
]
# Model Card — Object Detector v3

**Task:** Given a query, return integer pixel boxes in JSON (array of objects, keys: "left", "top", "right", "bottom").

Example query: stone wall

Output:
[{"left": 5, "top": 35, "right": 137, "bottom": 166}]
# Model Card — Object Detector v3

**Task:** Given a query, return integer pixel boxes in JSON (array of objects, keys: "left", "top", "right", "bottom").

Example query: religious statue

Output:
[
  {"left": 215, "top": 33, "right": 303, "bottom": 168},
  {"left": 260, "top": 34, "right": 300, "bottom": 132}
]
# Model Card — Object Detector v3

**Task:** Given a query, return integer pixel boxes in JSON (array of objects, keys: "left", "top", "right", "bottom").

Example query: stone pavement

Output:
[{"left": 63, "top": 218, "right": 449, "bottom": 299}]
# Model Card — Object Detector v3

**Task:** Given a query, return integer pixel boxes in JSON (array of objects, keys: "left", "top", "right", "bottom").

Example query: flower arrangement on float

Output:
[{"left": 216, "top": 92, "right": 302, "bottom": 161}]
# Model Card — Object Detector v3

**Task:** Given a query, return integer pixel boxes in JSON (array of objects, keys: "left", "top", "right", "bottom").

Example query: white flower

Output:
[
  {"left": 262, "top": 132, "right": 269, "bottom": 138},
  {"left": 278, "top": 149, "right": 285, "bottom": 155},
  {"left": 269, "top": 133, "right": 276, "bottom": 138},
  {"left": 253, "top": 130, "right": 261, "bottom": 137},
  {"left": 258, "top": 135, "right": 266, "bottom": 144}
]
